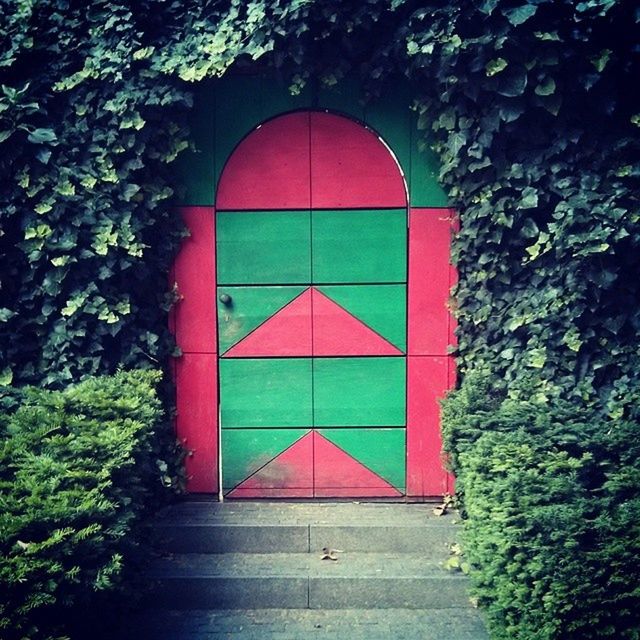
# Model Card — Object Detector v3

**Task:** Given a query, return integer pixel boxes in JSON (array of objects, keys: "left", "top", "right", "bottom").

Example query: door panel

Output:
[
  {"left": 310, "top": 112, "right": 407, "bottom": 209},
  {"left": 314, "top": 285, "right": 407, "bottom": 353},
  {"left": 313, "top": 431, "right": 402, "bottom": 497},
  {"left": 217, "top": 210, "right": 311, "bottom": 284},
  {"left": 213, "top": 113, "right": 419, "bottom": 498},
  {"left": 311, "top": 209, "right": 407, "bottom": 283},
  {"left": 217, "top": 285, "right": 308, "bottom": 355},
  {"left": 317, "top": 428, "right": 406, "bottom": 490},
  {"left": 221, "top": 428, "right": 311, "bottom": 492},
  {"left": 226, "top": 430, "right": 314, "bottom": 498},
  {"left": 313, "top": 357, "right": 406, "bottom": 426},
  {"left": 219, "top": 358, "right": 313, "bottom": 427}
]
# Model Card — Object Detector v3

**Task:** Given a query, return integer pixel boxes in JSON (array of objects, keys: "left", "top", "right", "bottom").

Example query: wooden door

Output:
[{"left": 216, "top": 112, "right": 409, "bottom": 498}]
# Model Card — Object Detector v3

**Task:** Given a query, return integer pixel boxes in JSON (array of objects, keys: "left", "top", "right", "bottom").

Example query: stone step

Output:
[
  {"left": 117, "top": 608, "right": 489, "bottom": 640},
  {"left": 144, "top": 553, "right": 472, "bottom": 610},
  {"left": 150, "top": 501, "right": 459, "bottom": 555}
]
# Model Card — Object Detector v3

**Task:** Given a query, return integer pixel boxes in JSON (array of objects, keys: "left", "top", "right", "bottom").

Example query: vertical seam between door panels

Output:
[
  {"left": 308, "top": 112, "right": 316, "bottom": 496},
  {"left": 212, "top": 74, "right": 221, "bottom": 498}
]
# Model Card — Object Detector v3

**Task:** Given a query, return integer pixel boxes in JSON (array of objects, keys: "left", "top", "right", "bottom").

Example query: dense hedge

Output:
[
  {"left": 0, "top": 370, "right": 175, "bottom": 640},
  {"left": 442, "top": 374, "right": 640, "bottom": 639}
]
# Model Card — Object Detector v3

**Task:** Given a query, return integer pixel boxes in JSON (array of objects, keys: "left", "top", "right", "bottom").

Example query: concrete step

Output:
[
  {"left": 116, "top": 608, "right": 489, "bottom": 640},
  {"left": 150, "top": 501, "right": 459, "bottom": 555},
  {"left": 144, "top": 553, "right": 472, "bottom": 610}
]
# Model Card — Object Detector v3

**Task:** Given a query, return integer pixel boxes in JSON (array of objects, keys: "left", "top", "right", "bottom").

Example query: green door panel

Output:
[
  {"left": 214, "top": 75, "right": 265, "bottom": 191},
  {"left": 311, "top": 209, "right": 407, "bottom": 283},
  {"left": 409, "top": 116, "right": 449, "bottom": 207},
  {"left": 220, "top": 358, "right": 312, "bottom": 427},
  {"left": 217, "top": 286, "right": 307, "bottom": 354},
  {"left": 316, "top": 284, "right": 407, "bottom": 352},
  {"left": 363, "top": 81, "right": 412, "bottom": 186},
  {"left": 222, "top": 428, "right": 310, "bottom": 490},
  {"left": 175, "top": 80, "right": 216, "bottom": 206},
  {"left": 317, "top": 75, "right": 366, "bottom": 122},
  {"left": 216, "top": 211, "right": 311, "bottom": 284},
  {"left": 318, "top": 428, "right": 406, "bottom": 489},
  {"left": 313, "top": 357, "right": 406, "bottom": 426}
]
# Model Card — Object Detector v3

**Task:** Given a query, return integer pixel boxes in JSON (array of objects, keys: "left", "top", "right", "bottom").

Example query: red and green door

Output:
[{"left": 171, "top": 110, "right": 456, "bottom": 499}]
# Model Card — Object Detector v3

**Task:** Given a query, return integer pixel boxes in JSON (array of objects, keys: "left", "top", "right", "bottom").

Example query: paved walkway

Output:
[{"left": 118, "top": 608, "right": 489, "bottom": 639}]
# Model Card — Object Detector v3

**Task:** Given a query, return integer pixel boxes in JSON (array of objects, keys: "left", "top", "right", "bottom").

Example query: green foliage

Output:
[
  {"left": 442, "top": 374, "right": 640, "bottom": 639},
  {"left": 3, "top": 0, "right": 636, "bottom": 399},
  {"left": 0, "top": 370, "right": 178, "bottom": 640},
  {"left": 2, "top": 0, "right": 637, "bottom": 401},
  {"left": 0, "top": 2, "right": 191, "bottom": 387},
  {"left": 401, "top": 0, "right": 640, "bottom": 404}
]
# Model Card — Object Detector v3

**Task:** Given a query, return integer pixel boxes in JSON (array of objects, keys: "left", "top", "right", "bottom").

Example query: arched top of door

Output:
[{"left": 216, "top": 111, "right": 408, "bottom": 211}]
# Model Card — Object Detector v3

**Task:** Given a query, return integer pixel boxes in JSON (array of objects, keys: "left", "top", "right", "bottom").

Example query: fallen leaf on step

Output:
[
  {"left": 433, "top": 493, "right": 454, "bottom": 516},
  {"left": 320, "top": 547, "right": 343, "bottom": 561}
]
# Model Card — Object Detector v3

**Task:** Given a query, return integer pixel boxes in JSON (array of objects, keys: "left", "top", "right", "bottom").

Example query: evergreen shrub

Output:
[
  {"left": 0, "top": 369, "right": 175, "bottom": 640},
  {"left": 442, "top": 373, "right": 640, "bottom": 639}
]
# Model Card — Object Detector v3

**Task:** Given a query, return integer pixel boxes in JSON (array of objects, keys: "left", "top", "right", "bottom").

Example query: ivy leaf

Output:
[
  {"left": 478, "top": 0, "right": 499, "bottom": 14},
  {"left": 36, "top": 148, "right": 52, "bottom": 164},
  {"left": 520, "top": 187, "right": 538, "bottom": 209},
  {"left": 590, "top": 49, "right": 612, "bottom": 72},
  {"left": 450, "top": 131, "right": 467, "bottom": 155},
  {"left": 495, "top": 68, "right": 528, "bottom": 97},
  {"left": 486, "top": 58, "right": 508, "bottom": 77},
  {"left": 122, "top": 183, "right": 140, "bottom": 201},
  {"left": 27, "top": 128, "right": 57, "bottom": 144},
  {"left": 540, "top": 93, "right": 562, "bottom": 115},
  {"left": 535, "top": 77, "right": 556, "bottom": 96},
  {"left": 51, "top": 256, "right": 70, "bottom": 267},
  {"left": 499, "top": 101, "right": 524, "bottom": 122},
  {"left": 437, "top": 108, "right": 456, "bottom": 130},
  {"left": 563, "top": 329, "right": 583, "bottom": 352},
  {"left": 133, "top": 46, "right": 155, "bottom": 60},
  {"left": 34, "top": 202, "right": 53, "bottom": 214},
  {"left": 534, "top": 31, "right": 561, "bottom": 41},
  {"left": 61, "top": 295, "right": 84, "bottom": 317},
  {"left": 0, "top": 367, "right": 13, "bottom": 386},
  {"left": 0, "top": 308, "right": 16, "bottom": 322},
  {"left": 407, "top": 40, "right": 419, "bottom": 56},
  {"left": 528, "top": 348, "right": 547, "bottom": 368},
  {"left": 502, "top": 5, "right": 537, "bottom": 26}
]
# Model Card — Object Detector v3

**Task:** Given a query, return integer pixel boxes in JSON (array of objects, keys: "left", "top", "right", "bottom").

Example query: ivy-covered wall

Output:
[
  {"left": 2, "top": 0, "right": 637, "bottom": 404},
  {"left": 0, "top": 2, "right": 192, "bottom": 389}
]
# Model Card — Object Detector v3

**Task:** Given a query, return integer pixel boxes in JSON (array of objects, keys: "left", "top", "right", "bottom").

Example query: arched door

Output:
[{"left": 216, "top": 112, "right": 408, "bottom": 498}]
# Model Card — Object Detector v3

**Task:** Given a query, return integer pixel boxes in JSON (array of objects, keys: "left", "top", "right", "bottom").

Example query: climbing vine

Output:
[{"left": 2, "top": 0, "right": 638, "bottom": 408}]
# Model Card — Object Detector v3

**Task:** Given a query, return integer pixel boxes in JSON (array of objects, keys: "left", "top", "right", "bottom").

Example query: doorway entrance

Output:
[{"left": 171, "top": 108, "right": 455, "bottom": 499}]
